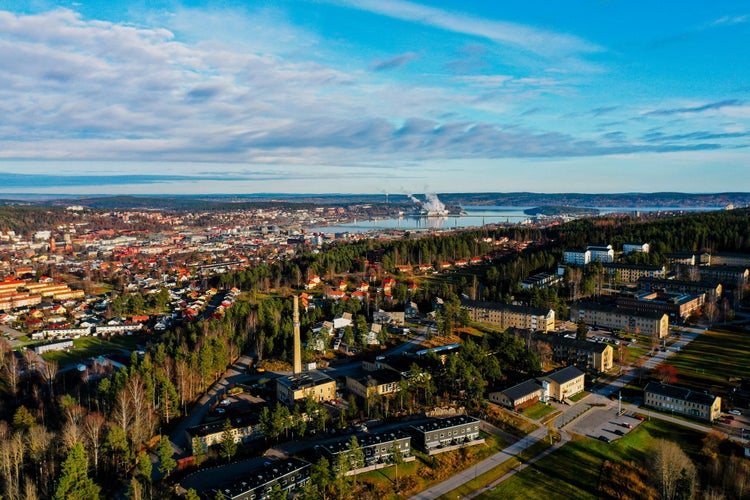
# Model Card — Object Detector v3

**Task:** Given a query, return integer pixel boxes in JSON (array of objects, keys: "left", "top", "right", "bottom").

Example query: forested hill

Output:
[
  {"left": 436, "top": 192, "right": 750, "bottom": 208},
  {"left": 4, "top": 192, "right": 750, "bottom": 210}
]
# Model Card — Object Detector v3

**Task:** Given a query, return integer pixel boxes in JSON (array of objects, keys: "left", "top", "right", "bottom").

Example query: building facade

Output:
[
  {"left": 345, "top": 370, "right": 403, "bottom": 399},
  {"left": 616, "top": 290, "right": 705, "bottom": 320},
  {"left": 564, "top": 249, "right": 590, "bottom": 266},
  {"left": 461, "top": 299, "right": 554, "bottom": 332},
  {"left": 186, "top": 414, "right": 262, "bottom": 455},
  {"left": 644, "top": 382, "right": 721, "bottom": 422},
  {"left": 570, "top": 301, "right": 669, "bottom": 339},
  {"left": 623, "top": 243, "right": 650, "bottom": 254},
  {"left": 319, "top": 430, "right": 412, "bottom": 471},
  {"left": 276, "top": 371, "right": 336, "bottom": 405},
  {"left": 532, "top": 333, "right": 614, "bottom": 372},
  {"left": 210, "top": 458, "right": 311, "bottom": 500},
  {"left": 540, "top": 366, "right": 585, "bottom": 402},
  {"left": 409, "top": 416, "right": 482, "bottom": 454},
  {"left": 602, "top": 263, "right": 666, "bottom": 285},
  {"left": 587, "top": 245, "right": 614, "bottom": 263},
  {"left": 488, "top": 379, "right": 543, "bottom": 410}
]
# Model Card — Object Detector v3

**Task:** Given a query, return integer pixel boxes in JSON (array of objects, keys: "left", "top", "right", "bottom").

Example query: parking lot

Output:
[{"left": 564, "top": 403, "right": 644, "bottom": 443}]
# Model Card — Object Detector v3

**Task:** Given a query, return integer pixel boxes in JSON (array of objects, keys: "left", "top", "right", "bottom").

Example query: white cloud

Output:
[{"left": 331, "top": 0, "right": 603, "bottom": 58}]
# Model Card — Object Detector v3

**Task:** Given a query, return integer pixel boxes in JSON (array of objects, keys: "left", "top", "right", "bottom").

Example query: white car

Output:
[{"left": 728, "top": 409, "right": 742, "bottom": 416}]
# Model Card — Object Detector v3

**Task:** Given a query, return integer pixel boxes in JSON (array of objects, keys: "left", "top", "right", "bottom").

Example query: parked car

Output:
[{"left": 728, "top": 409, "right": 742, "bottom": 416}]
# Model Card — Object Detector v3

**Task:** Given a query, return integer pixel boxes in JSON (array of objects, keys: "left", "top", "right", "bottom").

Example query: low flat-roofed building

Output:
[
  {"left": 33, "top": 339, "right": 73, "bottom": 354},
  {"left": 540, "top": 365, "right": 585, "bottom": 402},
  {"left": 346, "top": 369, "right": 403, "bottom": 399},
  {"left": 186, "top": 412, "right": 263, "bottom": 455},
  {"left": 209, "top": 458, "right": 310, "bottom": 500},
  {"left": 616, "top": 290, "right": 704, "bottom": 320},
  {"left": 461, "top": 298, "right": 554, "bottom": 333},
  {"left": 488, "top": 379, "right": 543, "bottom": 410},
  {"left": 276, "top": 370, "right": 336, "bottom": 405},
  {"left": 521, "top": 272, "right": 562, "bottom": 290},
  {"left": 409, "top": 415, "right": 482, "bottom": 454},
  {"left": 362, "top": 355, "right": 415, "bottom": 377},
  {"left": 319, "top": 430, "right": 412, "bottom": 471},
  {"left": 637, "top": 277, "right": 722, "bottom": 301},
  {"left": 644, "top": 382, "right": 721, "bottom": 422},
  {"left": 570, "top": 301, "right": 669, "bottom": 339}
]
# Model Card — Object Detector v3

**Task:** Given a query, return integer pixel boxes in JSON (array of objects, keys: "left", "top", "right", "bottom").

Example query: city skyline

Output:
[{"left": 0, "top": 1, "right": 749, "bottom": 195}]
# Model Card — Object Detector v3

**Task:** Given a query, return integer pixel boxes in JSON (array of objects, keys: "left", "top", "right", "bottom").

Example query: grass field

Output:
[
  {"left": 520, "top": 402, "right": 557, "bottom": 420},
  {"left": 479, "top": 419, "right": 706, "bottom": 499},
  {"left": 41, "top": 333, "right": 148, "bottom": 367},
  {"left": 664, "top": 326, "right": 750, "bottom": 394}
]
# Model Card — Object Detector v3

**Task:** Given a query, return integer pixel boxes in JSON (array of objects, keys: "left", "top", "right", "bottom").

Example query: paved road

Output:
[
  {"left": 462, "top": 429, "right": 572, "bottom": 500},
  {"left": 169, "top": 353, "right": 256, "bottom": 454},
  {"left": 593, "top": 327, "right": 702, "bottom": 398}
]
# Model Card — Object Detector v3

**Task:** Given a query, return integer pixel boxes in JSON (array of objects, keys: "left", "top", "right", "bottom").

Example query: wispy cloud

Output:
[
  {"left": 331, "top": 0, "right": 603, "bottom": 59},
  {"left": 370, "top": 52, "right": 419, "bottom": 71},
  {"left": 652, "top": 14, "right": 748, "bottom": 47},
  {"left": 644, "top": 99, "right": 744, "bottom": 116},
  {"left": 711, "top": 15, "right": 748, "bottom": 27}
]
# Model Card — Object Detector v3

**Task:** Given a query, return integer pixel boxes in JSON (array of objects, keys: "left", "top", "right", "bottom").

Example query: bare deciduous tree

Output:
[
  {"left": 82, "top": 412, "right": 106, "bottom": 474},
  {"left": 61, "top": 421, "right": 83, "bottom": 451},
  {"left": 649, "top": 439, "right": 696, "bottom": 500},
  {"left": 41, "top": 359, "right": 58, "bottom": 398}
]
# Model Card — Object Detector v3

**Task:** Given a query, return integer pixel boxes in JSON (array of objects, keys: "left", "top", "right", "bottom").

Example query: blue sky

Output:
[{"left": 0, "top": 1, "right": 748, "bottom": 195}]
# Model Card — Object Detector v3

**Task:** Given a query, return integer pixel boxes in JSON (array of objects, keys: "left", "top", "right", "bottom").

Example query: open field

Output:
[
  {"left": 480, "top": 419, "right": 706, "bottom": 499},
  {"left": 41, "top": 333, "right": 149, "bottom": 366},
  {"left": 664, "top": 326, "right": 750, "bottom": 394}
]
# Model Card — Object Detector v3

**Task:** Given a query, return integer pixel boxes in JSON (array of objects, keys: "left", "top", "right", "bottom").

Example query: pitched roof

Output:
[
  {"left": 644, "top": 381, "right": 718, "bottom": 406},
  {"left": 542, "top": 365, "right": 584, "bottom": 385},
  {"left": 499, "top": 379, "right": 542, "bottom": 402}
]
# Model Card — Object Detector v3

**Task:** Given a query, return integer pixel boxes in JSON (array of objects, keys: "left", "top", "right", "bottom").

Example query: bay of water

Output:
[{"left": 307, "top": 206, "right": 723, "bottom": 234}]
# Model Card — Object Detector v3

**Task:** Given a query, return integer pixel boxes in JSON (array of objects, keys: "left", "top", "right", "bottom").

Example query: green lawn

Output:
[
  {"left": 41, "top": 333, "right": 148, "bottom": 367},
  {"left": 520, "top": 402, "right": 557, "bottom": 420},
  {"left": 479, "top": 419, "right": 706, "bottom": 499},
  {"left": 569, "top": 391, "right": 589, "bottom": 403},
  {"left": 664, "top": 326, "right": 750, "bottom": 393},
  {"left": 439, "top": 438, "right": 552, "bottom": 500}
]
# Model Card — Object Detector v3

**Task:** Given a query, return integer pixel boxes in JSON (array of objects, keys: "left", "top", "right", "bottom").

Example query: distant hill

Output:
[
  {"left": 3, "top": 191, "right": 749, "bottom": 210},
  {"left": 436, "top": 192, "right": 750, "bottom": 208},
  {"left": 524, "top": 206, "right": 600, "bottom": 217}
]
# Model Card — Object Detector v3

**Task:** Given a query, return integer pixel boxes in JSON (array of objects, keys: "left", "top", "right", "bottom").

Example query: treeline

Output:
[
  {"left": 550, "top": 208, "right": 750, "bottom": 255},
  {"left": 0, "top": 296, "right": 255, "bottom": 499}
]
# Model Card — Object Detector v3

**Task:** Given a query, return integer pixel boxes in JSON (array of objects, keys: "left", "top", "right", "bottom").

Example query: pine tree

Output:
[
  {"left": 156, "top": 436, "right": 176, "bottom": 477},
  {"left": 219, "top": 419, "right": 237, "bottom": 462},
  {"left": 54, "top": 442, "right": 101, "bottom": 500}
]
